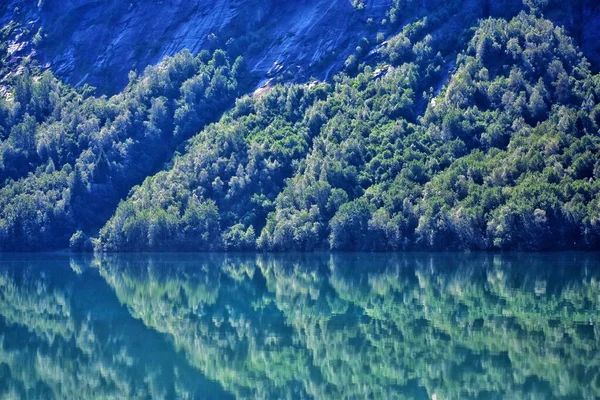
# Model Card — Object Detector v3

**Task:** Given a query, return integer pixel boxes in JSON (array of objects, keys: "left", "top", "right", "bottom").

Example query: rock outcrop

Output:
[
  {"left": 1, "top": 0, "right": 599, "bottom": 93},
  {"left": 2, "top": 0, "right": 393, "bottom": 92}
]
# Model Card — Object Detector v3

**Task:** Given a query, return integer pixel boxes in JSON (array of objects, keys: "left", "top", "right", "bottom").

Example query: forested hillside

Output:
[
  {"left": 0, "top": 50, "right": 246, "bottom": 250},
  {"left": 1, "top": 1, "right": 600, "bottom": 251}
]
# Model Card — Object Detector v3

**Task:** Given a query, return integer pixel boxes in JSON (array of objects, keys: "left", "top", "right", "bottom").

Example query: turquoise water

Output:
[{"left": 0, "top": 253, "right": 599, "bottom": 399}]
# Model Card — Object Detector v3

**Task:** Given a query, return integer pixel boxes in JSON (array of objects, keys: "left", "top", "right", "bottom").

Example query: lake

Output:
[{"left": 0, "top": 253, "right": 598, "bottom": 399}]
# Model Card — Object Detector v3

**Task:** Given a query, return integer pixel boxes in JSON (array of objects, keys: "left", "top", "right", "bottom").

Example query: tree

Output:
[{"left": 329, "top": 198, "right": 374, "bottom": 250}]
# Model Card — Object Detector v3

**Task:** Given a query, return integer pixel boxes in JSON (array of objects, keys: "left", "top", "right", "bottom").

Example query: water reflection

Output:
[
  {"left": 0, "top": 253, "right": 599, "bottom": 399},
  {"left": 0, "top": 254, "right": 231, "bottom": 400}
]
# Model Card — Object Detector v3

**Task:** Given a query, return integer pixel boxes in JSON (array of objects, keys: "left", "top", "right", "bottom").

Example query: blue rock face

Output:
[
  {"left": 2, "top": 0, "right": 599, "bottom": 92},
  {"left": 2, "top": 0, "right": 392, "bottom": 91}
]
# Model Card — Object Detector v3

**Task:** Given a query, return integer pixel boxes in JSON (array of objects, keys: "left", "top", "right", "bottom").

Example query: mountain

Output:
[{"left": 0, "top": 0, "right": 599, "bottom": 251}]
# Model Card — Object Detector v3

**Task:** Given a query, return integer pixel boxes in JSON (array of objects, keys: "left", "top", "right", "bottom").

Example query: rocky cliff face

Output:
[
  {"left": 1, "top": 0, "right": 392, "bottom": 92},
  {"left": 1, "top": 0, "right": 599, "bottom": 93}
]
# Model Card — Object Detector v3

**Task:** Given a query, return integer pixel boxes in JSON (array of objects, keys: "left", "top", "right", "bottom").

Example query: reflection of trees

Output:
[
  {"left": 0, "top": 254, "right": 230, "bottom": 400},
  {"left": 325, "top": 254, "right": 600, "bottom": 399},
  {"left": 98, "top": 253, "right": 315, "bottom": 399},
  {"left": 1, "top": 252, "right": 596, "bottom": 399},
  {"left": 98, "top": 253, "right": 600, "bottom": 400}
]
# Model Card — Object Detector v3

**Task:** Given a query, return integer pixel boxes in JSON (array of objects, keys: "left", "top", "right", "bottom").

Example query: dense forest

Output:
[
  {"left": 0, "top": 50, "right": 247, "bottom": 250},
  {"left": 1, "top": 1, "right": 600, "bottom": 251}
]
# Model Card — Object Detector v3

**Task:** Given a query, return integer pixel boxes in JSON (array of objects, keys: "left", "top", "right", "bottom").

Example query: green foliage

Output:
[
  {"left": 0, "top": 50, "right": 246, "bottom": 250},
  {"left": 414, "top": 12, "right": 600, "bottom": 250},
  {"left": 94, "top": 12, "right": 600, "bottom": 252},
  {"left": 98, "top": 83, "right": 327, "bottom": 251},
  {"left": 2, "top": 6, "right": 600, "bottom": 251},
  {"left": 69, "top": 230, "right": 92, "bottom": 252},
  {"left": 329, "top": 198, "right": 374, "bottom": 250}
]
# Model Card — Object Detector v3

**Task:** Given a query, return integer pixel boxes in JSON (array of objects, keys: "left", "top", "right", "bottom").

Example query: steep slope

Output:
[
  {"left": 1, "top": 0, "right": 391, "bottom": 92},
  {"left": 0, "top": 51, "right": 244, "bottom": 250},
  {"left": 1, "top": 1, "right": 600, "bottom": 251},
  {"left": 2, "top": 0, "right": 599, "bottom": 94},
  {"left": 98, "top": 12, "right": 600, "bottom": 251}
]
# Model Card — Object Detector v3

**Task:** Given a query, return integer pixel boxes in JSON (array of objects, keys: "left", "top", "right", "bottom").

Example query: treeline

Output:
[
  {"left": 1, "top": 5, "right": 599, "bottom": 252},
  {"left": 0, "top": 50, "right": 247, "bottom": 250},
  {"left": 97, "top": 12, "right": 448, "bottom": 251},
  {"left": 98, "top": 12, "right": 600, "bottom": 251}
]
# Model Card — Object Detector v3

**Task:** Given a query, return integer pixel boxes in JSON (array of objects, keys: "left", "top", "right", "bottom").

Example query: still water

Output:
[{"left": 0, "top": 253, "right": 598, "bottom": 399}]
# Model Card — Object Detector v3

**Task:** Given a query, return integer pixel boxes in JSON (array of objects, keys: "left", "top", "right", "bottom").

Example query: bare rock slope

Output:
[
  {"left": 2, "top": 0, "right": 391, "bottom": 91},
  {"left": 1, "top": 0, "right": 599, "bottom": 92}
]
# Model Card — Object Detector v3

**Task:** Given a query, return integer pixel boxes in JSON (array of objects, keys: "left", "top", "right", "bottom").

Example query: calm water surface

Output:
[{"left": 0, "top": 253, "right": 598, "bottom": 399}]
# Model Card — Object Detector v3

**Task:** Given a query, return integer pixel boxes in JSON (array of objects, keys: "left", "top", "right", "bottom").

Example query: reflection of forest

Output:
[
  {"left": 0, "top": 253, "right": 598, "bottom": 399},
  {"left": 98, "top": 253, "right": 600, "bottom": 400},
  {"left": 0, "top": 254, "right": 231, "bottom": 400}
]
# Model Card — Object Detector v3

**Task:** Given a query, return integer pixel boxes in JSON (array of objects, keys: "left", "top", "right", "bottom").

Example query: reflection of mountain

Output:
[
  {"left": 0, "top": 254, "right": 231, "bottom": 400},
  {"left": 97, "top": 253, "right": 600, "bottom": 400}
]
